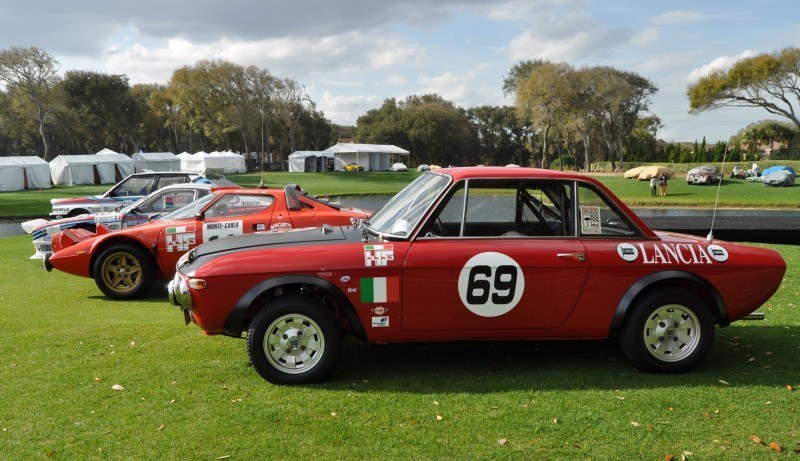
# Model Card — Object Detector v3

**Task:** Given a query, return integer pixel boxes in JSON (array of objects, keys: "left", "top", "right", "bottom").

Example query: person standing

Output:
[
  {"left": 650, "top": 176, "right": 657, "bottom": 196},
  {"left": 659, "top": 174, "right": 668, "bottom": 196}
]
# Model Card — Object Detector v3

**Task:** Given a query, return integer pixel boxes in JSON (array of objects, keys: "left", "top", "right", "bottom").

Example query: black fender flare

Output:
[
  {"left": 223, "top": 275, "right": 365, "bottom": 339},
  {"left": 609, "top": 270, "right": 729, "bottom": 334}
]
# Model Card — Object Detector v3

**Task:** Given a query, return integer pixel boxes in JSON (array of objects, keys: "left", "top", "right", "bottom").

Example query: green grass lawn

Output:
[
  {"left": 0, "top": 234, "right": 798, "bottom": 459},
  {"left": 1, "top": 170, "right": 797, "bottom": 219}
]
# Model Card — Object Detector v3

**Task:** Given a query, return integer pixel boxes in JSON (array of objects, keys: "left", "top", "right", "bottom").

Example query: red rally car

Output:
[
  {"left": 168, "top": 167, "right": 786, "bottom": 384},
  {"left": 46, "top": 184, "right": 370, "bottom": 300}
]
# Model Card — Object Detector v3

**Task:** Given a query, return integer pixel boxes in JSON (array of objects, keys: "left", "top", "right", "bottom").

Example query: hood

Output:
[{"left": 181, "top": 225, "right": 365, "bottom": 270}]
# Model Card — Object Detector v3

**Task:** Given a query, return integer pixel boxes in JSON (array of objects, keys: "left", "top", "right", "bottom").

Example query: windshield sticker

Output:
[
  {"left": 616, "top": 243, "right": 728, "bottom": 264},
  {"left": 580, "top": 206, "right": 601, "bottom": 234},
  {"left": 361, "top": 277, "right": 399, "bottom": 303},
  {"left": 458, "top": 252, "right": 524, "bottom": 317},
  {"left": 203, "top": 220, "right": 243, "bottom": 240},
  {"left": 166, "top": 225, "right": 196, "bottom": 253},
  {"left": 364, "top": 244, "right": 394, "bottom": 267}
]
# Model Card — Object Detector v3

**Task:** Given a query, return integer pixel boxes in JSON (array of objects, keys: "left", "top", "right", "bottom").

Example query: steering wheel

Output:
[{"left": 433, "top": 217, "right": 447, "bottom": 236}]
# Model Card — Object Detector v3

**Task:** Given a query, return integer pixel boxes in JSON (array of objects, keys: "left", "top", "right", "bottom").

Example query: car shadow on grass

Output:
[
  {"left": 318, "top": 325, "right": 799, "bottom": 393},
  {"left": 87, "top": 282, "right": 171, "bottom": 303}
]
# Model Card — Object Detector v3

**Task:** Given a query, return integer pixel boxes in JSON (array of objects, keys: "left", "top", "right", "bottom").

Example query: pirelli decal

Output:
[{"left": 360, "top": 277, "right": 399, "bottom": 303}]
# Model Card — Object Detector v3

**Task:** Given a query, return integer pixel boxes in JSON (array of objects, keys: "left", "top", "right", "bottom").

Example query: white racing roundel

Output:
[
  {"left": 616, "top": 243, "right": 639, "bottom": 262},
  {"left": 457, "top": 252, "right": 524, "bottom": 317},
  {"left": 707, "top": 244, "right": 729, "bottom": 262}
]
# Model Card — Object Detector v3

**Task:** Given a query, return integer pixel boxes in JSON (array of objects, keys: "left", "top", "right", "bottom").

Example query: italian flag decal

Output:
[
  {"left": 361, "top": 277, "right": 399, "bottom": 303},
  {"left": 166, "top": 225, "right": 196, "bottom": 234}
]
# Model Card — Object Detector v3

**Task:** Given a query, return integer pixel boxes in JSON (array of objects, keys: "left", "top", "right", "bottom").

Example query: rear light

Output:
[{"left": 189, "top": 279, "right": 207, "bottom": 289}]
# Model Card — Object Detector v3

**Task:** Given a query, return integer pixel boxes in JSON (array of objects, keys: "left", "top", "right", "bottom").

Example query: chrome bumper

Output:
[{"left": 168, "top": 272, "right": 192, "bottom": 310}]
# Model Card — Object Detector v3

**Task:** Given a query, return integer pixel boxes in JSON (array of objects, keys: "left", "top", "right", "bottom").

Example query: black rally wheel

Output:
[
  {"left": 247, "top": 294, "right": 341, "bottom": 384},
  {"left": 92, "top": 244, "right": 155, "bottom": 300},
  {"left": 619, "top": 287, "right": 715, "bottom": 373}
]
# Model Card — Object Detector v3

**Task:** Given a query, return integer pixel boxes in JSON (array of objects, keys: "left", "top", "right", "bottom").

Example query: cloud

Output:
[
  {"left": 631, "top": 27, "right": 659, "bottom": 45},
  {"left": 317, "top": 91, "right": 381, "bottom": 124},
  {"left": 687, "top": 50, "right": 757, "bottom": 83},
  {"left": 651, "top": 10, "right": 707, "bottom": 25}
]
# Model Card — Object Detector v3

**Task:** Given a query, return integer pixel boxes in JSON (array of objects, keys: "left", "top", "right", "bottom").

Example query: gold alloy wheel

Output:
[{"left": 99, "top": 251, "right": 143, "bottom": 294}]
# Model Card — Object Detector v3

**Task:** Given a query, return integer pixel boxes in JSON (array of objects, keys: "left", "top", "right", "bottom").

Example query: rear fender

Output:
[
  {"left": 610, "top": 270, "right": 729, "bottom": 334},
  {"left": 224, "top": 275, "right": 365, "bottom": 340}
]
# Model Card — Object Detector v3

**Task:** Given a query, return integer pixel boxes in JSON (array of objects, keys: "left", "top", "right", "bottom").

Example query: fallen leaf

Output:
[
  {"left": 130, "top": 341, "right": 136, "bottom": 347},
  {"left": 94, "top": 377, "right": 101, "bottom": 382},
  {"left": 748, "top": 435, "right": 763, "bottom": 445},
  {"left": 762, "top": 365, "right": 772, "bottom": 369},
  {"left": 665, "top": 455, "right": 674, "bottom": 461},
  {"left": 787, "top": 385, "right": 794, "bottom": 391},
  {"left": 111, "top": 384, "right": 125, "bottom": 391},
  {"left": 330, "top": 412, "right": 338, "bottom": 417},
  {"left": 630, "top": 421, "right": 641, "bottom": 427},
  {"left": 748, "top": 357, "right": 755, "bottom": 362},
  {"left": 433, "top": 401, "right": 439, "bottom": 406},
  {"left": 769, "top": 442, "right": 782, "bottom": 453},
  {"left": 704, "top": 412, "right": 712, "bottom": 420},
  {"left": 435, "top": 415, "right": 443, "bottom": 421},
  {"left": 552, "top": 418, "right": 559, "bottom": 424},
  {"left": 616, "top": 396, "right": 625, "bottom": 400},
  {"left": 157, "top": 424, "right": 165, "bottom": 432},
  {"left": 217, "top": 456, "right": 230, "bottom": 460},
  {"left": 497, "top": 439, "right": 508, "bottom": 445},
  {"left": 718, "top": 380, "right": 730, "bottom": 385}
]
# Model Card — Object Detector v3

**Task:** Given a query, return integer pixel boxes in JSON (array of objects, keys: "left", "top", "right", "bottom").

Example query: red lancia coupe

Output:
[
  {"left": 46, "top": 184, "right": 370, "bottom": 300},
  {"left": 168, "top": 168, "right": 786, "bottom": 384}
]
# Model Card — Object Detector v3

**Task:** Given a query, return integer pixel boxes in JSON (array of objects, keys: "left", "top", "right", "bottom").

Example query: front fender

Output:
[
  {"left": 609, "top": 270, "right": 729, "bottom": 334},
  {"left": 223, "top": 275, "right": 365, "bottom": 340}
]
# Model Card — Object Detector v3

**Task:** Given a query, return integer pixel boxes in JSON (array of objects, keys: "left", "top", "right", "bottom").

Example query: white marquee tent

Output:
[
  {"left": 181, "top": 151, "right": 247, "bottom": 174},
  {"left": 322, "top": 143, "right": 410, "bottom": 171},
  {"left": 288, "top": 151, "right": 333, "bottom": 172},
  {"left": 0, "top": 156, "right": 51, "bottom": 191},
  {"left": 132, "top": 152, "right": 181, "bottom": 172},
  {"left": 49, "top": 153, "right": 135, "bottom": 186}
]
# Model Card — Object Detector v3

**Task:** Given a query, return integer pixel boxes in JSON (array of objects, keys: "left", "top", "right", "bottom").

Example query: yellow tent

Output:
[
  {"left": 623, "top": 166, "right": 647, "bottom": 179},
  {"left": 637, "top": 166, "right": 675, "bottom": 180}
]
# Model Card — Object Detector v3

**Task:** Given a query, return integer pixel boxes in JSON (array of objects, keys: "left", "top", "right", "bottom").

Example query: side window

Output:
[
  {"left": 156, "top": 175, "right": 189, "bottom": 189},
  {"left": 420, "top": 179, "right": 572, "bottom": 238},
  {"left": 577, "top": 184, "right": 636, "bottom": 237},
  {"left": 139, "top": 190, "right": 198, "bottom": 213},
  {"left": 114, "top": 176, "right": 155, "bottom": 196},
  {"left": 204, "top": 194, "right": 275, "bottom": 219}
]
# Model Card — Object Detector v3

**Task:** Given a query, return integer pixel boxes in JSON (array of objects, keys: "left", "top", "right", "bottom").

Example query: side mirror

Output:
[{"left": 194, "top": 211, "right": 205, "bottom": 220}]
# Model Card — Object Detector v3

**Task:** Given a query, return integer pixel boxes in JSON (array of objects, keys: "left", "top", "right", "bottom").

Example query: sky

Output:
[{"left": 1, "top": 0, "right": 798, "bottom": 143}]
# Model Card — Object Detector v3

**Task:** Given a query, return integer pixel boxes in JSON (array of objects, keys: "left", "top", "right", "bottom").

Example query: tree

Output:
[
  {"left": 688, "top": 47, "right": 800, "bottom": 129},
  {"left": 502, "top": 59, "right": 547, "bottom": 97},
  {"left": 0, "top": 47, "right": 60, "bottom": 160},
  {"left": 467, "top": 105, "right": 532, "bottom": 166}
]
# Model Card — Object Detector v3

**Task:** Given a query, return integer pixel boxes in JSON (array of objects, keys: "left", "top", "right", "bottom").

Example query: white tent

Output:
[
  {"left": 182, "top": 151, "right": 247, "bottom": 174},
  {"left": 322, "top": 143, "right": 410, "bottom": 171},
  {"left": 288, "top": 151, "right": 334, "bottom": 172},
  {"left": 132, "top": 152, "right": 181, "bottom": 172},
  {"left": 177, "top": 152, "right": 193, "bottom": 171},
  {"left": 0, "top": 156, "right": 51, "bottom": 191},
  {"left": 49, "top": 154, "right": 135, "bottom": 186}
]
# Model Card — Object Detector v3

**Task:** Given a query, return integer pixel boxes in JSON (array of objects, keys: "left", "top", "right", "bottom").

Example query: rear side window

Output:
[
  {"left": 113, "top": 176, "right": 155, "bottom": 196},
  {"left": 576, "top": 184, "right": 637, "bottom": 237},
  {"left": 204, "top": 194, "right": 275, "bottom": 219},
  {"left": 156, "top": 175, "right": 190, "bottom": 188}
]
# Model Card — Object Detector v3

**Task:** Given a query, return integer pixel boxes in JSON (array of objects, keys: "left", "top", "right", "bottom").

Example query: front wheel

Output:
[
  {"left": 247, "top": 294, "right": 341, "bottom": 384},
  {"left": 619, "top": 288, "right": 714, "bottom": 373},
  {"left": 92, "top": 244, "right": 154, "bottom": 299}
]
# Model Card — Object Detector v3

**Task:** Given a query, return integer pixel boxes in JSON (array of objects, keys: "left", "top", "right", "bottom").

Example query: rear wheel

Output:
[
  {"left": 247, "top": 294, "right": 341, "bottom": 384},
  {"left": 619, "top": 288, "right": 714, "bottom": 373},
  {"left": 93, "top": 244, "right": 154, "bottom": 299}
]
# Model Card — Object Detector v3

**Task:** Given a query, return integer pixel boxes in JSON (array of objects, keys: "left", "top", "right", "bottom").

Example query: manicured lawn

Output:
[
  {"left": 1, "top": 170, "right": 798, "bottom": 219},
  {"left": 0, "top": 234, "right": 798, "bottom": 459}
]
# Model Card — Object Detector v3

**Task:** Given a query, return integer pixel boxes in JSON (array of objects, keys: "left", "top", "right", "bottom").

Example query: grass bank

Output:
[{"left": 0, "top": 235, "right": 798, "bottom": 459}]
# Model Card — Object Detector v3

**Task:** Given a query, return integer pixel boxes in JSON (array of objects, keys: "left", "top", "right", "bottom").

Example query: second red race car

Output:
[{"left": 45, "top": 184, "right": 370, "bottom": 299}]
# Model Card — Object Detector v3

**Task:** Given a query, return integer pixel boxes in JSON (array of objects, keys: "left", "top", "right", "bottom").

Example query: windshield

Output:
[
  {"left": 118, "top": 196, "right": 149, "bottom": 214},
  {"left": 365, "top": 172, "right": 451, "bottom": 237},
  {"left": 158, "top": 193, "right": 216, "bottom": 220}
]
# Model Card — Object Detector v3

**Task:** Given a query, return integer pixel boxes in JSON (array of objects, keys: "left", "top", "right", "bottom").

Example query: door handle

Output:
[{"left": 557, "top": 252, "right": 586, "bottom": 262}]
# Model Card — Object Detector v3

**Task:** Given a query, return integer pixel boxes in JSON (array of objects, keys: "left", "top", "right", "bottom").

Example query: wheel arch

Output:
[
  {"left": 89, "top": 236, "right": 157, "bottom": 279},
  {"left": 223, "top": 275, "right": 366, "bottom": 341},
  {"left": 609, "top": 270, "right": 728, "bottom": 335}
]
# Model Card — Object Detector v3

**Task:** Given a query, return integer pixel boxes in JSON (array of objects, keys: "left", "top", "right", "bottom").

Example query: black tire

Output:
[
  {"left": 247, "top": 294, "right": 341, "bottom": 384},
  {"left": 92, "top": 244, "right": 154, "bottom": 300},
  {"left": 67, "top": 208, "right": 89, "bottom": 217},
  {"left": 619, "top": 288, "right": 714, "bottom": 373}
]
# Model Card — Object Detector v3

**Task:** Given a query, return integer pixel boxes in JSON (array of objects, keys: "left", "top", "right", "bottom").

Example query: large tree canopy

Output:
[{"left": 687, "top": 47, "right": 800, "bottom": 128}]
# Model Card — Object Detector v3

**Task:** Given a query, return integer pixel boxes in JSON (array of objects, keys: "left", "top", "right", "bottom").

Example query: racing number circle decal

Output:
[{"left": 458, "top": 252, "right": 524, "bottom": 317}]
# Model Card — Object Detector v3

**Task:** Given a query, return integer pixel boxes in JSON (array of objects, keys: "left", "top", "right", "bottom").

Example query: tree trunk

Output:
[
  {"left": 541, "top": 122, "right": 550, "bottom": 168},
  {"left": 38, "top": 114, "right": 52, "bottom": 161}
]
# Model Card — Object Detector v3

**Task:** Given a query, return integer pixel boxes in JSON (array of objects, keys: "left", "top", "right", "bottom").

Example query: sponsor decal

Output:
[
  {"left": 165, "top": 225, "right": 196, "bottom": 253},
  {"left": 270, "top": 222, "right": 293, "bottom": 231},
  {"left": 39, "top": 244, "right": 53, "bottom": 252},
  {"left": 347, "top": 288, "right": 357, "bottom": 293},
  {"left": 457, "top": 252, "right": 524, "bottom": 318},
  {"left": 361, "top": 277, "right": 399, "bottom": 303},
  {"left": 255, "top": 223, "right": 266, "bottom": 231},
  {"left": 340, "top": 275, "right": 351, "bottom": 283},
  {"left": 350, "top": 217, "right": 364, "bottom": 226},
  {"left": 44, "top": 225, "right": 61, "bottom": 236},
  {"left": 580, "top": 206, "right": 601, "bottom": 235},
  {"left": 364, "top": 244, "right": 394, "bottom": 267},
  {"left": 203, "top": 220, "right": 243, "bottom": 240},
  {"left": 617, "top": 243, "right": 639, "bottom": 263},
  {"left": 616, "top": 242, "right": 728, "bottom": 265},
  {"left": 371, "top": 306, "right": 388, "bottom": 315},
  {"left": 95, "top": 213, "right": 123, "bottom": 223},
  {"left": 371, "top": 316, "right": 390, "bottom": 328}
]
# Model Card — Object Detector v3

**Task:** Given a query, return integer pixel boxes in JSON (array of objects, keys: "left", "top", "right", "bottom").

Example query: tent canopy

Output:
[
  {"left": 0, "top": 156, "right": 51, "bottom": 191},
  {"left": 636, "top": 166, "right": 675, "bottom": 180},
  {"left": 132, "top": 152, "right": 181, "bottom": 172},
  {"left": 322, "top": 143, "right": 409, "bottom": 171},
  {"left": 288, "top": 151, "right": 333, "bottom": 172},
  {"left": 623, "top": 166, "right": 647, "bottom": 179},
  {"left": 49, "top": 154, "right": 135, "bottom": 185},
  {"left": 181, "top": 150, "right": 246, "bottom": 174}
]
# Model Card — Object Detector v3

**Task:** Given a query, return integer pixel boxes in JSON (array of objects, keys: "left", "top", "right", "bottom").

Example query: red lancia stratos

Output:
[
  {"left": 46, "top": 184, "right": 369, "bottom": 299},
  {"left": 168, "top": 168, "right": 786, "bottom": 384}
]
